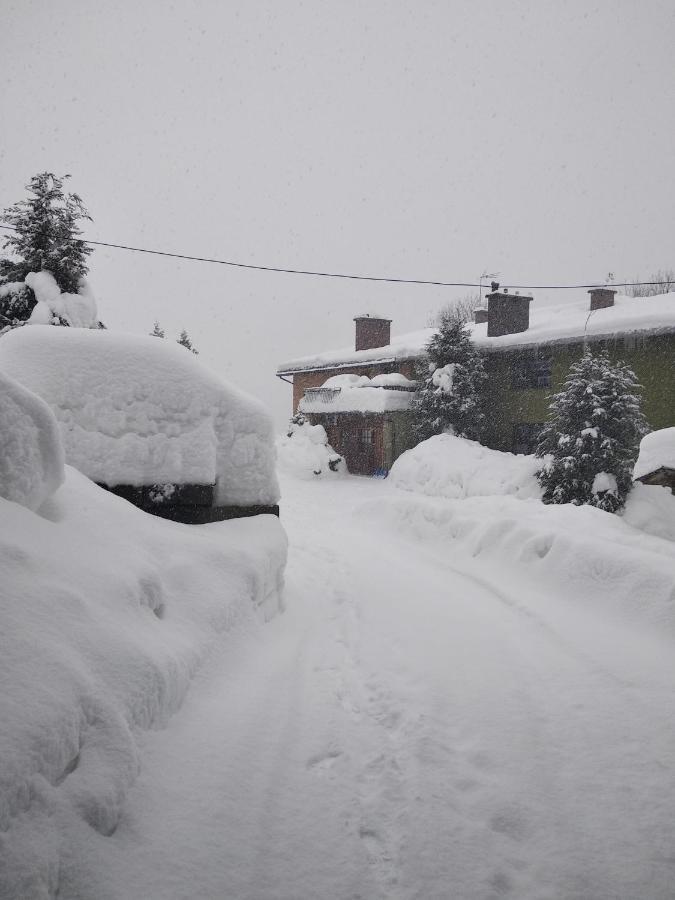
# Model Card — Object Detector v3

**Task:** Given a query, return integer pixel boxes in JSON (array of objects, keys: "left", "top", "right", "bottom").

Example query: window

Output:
[
  {"left": 512, "top": 423, "right": 545, "bottom": 455},
  {"left": 511, "top": 352, "right": 552, "bottom": 389},
  {"left": 360, "top": 428, "right": 375, "bottom": 446}
]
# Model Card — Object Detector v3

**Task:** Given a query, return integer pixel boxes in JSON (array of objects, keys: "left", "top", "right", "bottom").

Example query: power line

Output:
[{"left": 0, "top": 223, "right": 672, "bottom": 291}]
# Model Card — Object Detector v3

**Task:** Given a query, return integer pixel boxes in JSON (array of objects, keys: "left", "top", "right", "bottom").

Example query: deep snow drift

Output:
[
  {"left": 0, "top": 469, "right": 286, "bottom": 899},
  {"left": 0, "top": 325, "right": 279, "bottom": 505}
]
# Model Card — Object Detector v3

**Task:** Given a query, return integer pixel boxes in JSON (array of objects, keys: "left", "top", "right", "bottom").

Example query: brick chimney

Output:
[
  {"left": 588, "top": 287, "right": 616, "bottom": 311},
  {"left": 485, "top": 290, "right": 533, "bottom": 337},
  {"left": 474, "top": 308, "right": 489, "bottom": 324},
  {"left": 354, "top": 314, "right": 392, "bottom": 351}
]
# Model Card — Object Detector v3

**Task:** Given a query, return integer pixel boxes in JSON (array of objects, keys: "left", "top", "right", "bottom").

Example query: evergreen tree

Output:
[
  {"left": 412, "top": 310, "right": 486, "bottom": 441},
  {"left": 536, "top": 348, "right": 648, "bottom": 513},
  {"left": 1, "top": 173, "right": 93, "bottom": 297},
  {"left": 177, "top": 329, "right": 198, "bottom": 354},
  {"left": 150, "top": 321, "right": 165, "bottom": 338}
]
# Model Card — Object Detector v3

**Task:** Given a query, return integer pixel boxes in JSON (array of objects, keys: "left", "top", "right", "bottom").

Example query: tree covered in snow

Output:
[
  {"left": 1, "top": 173, "right": 93, "bottom": 296},
  {"left": 151, "top": 321, "right": 165, "bottom": 338},
  {"left": 413, "top": 310, "right": 486, "bottom": 442},
  {"left": 536, "top": 348, "right": 648, "bottom": 513},
  {"left": 177, "top": 329, "right": 198, "bottom": 354}
]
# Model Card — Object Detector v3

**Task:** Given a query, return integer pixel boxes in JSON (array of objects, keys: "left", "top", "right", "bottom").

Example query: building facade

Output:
[{"left": 277, "top": 291, "right": 675, "bottom": 473}]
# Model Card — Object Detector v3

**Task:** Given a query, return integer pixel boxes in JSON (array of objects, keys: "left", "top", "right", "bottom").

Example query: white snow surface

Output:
[
  {"left": 300, "top": 385, "right": 412, "bottom": 414},
  {"left": 277, "top": 291, "right": 675, "bottom": 373},
  {"left": 0, "top": 325, "right": 279, "bottom": 505},
  {"left": 623, "top": 482, "right": 675, "bottom": 542},
  {"left": 25, "top": 271, "right": 99, "bottom": 328},
  {"left": 276, "top": 420, "right": 346, "bottom": 478},
  {"left": 391, "top": 433, "right": 542, "bottom": 500},
  {"left": 634, "top": 427, "right": 675, "bottom": 479},
  {"left": 0, "top": 468, "right": 286, "bottom": 899},
  {"left": 0, "top": 370, "right": 64, "bottom": 510},
  {"left": 37, "top": 466, "right": 675, "bottom": 900}
]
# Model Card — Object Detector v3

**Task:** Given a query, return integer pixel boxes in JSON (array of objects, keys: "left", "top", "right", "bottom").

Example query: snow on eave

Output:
[{"left": 277, "top": 292, "right": 675, "bottom": 373}]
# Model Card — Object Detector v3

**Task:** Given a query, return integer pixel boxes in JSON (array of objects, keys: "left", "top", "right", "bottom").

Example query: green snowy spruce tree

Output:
[
  {"left": 150, "top": 321, "right": 165, "bottom": 338},
  {"left": 0, "top": 173, "right": 93, "bottom": 329},
  {"left": 536, "top": 348, "right": 648, "bottom": 513},
  {"left": 413, "top": 309, "right": 487, "bottom": 442}
]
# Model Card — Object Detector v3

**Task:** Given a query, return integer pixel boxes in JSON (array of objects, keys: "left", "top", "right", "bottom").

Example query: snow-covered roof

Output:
[
  {"left": 278, "top": 292, "right": 675, "bottom": 374},
  {"left": 0, "top": 326, "right": 279, "bottom": 506},
  {"left": 300, "top": 385, "right": 413, "bottom": 414},
  {"left": 634, "top": 428, "right": 675, "bottom": 480}
]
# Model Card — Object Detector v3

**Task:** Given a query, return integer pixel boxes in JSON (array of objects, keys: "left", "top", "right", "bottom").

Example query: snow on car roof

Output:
[{"left": 0, "top": 325, "right": 279, "bottom": 506}]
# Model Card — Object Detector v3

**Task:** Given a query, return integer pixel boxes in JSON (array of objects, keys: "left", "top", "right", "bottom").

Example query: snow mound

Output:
[
  {"left": 0, "top": 468, "right": 286, "bottom": 898},
  {"left": 276, "top": 420, "right": 346, "bottom": 478},
  {"left": 360, "top": 490, "right": 675, "bottom": 634},
  {"left": 390, "top": 433, "right": 542, "bottom": 500},
  {"left": 322, "top": 373, "right": 371, "bottom": 388},
  {"left": 634, "top": 427, "right": 675, "bottom": 480},
  {"left": 0, "top": 325, "right": 279, "bottom": 506},
  {"left": 25, "top": 270, "right": 99, "bottom": 328},
  {"left": 623, "top": 482, "right": 675, "bottom": 542},
  {"left": 0, "top": 370, "right": 64, "bottom": 510}
]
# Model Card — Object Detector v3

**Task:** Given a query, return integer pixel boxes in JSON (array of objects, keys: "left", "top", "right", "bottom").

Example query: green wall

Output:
[{"left": 482, "top": 332, "right": 675, "bottom": 452}]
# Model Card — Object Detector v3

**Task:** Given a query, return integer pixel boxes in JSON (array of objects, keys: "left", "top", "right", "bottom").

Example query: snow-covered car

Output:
[{"left": 0, "top": 325, "right": 280, "bottom": 522}]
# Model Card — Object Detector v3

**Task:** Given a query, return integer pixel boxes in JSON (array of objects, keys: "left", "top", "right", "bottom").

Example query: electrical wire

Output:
[{"left": 0, "top": 224, "right": 672, "bottom": 291}]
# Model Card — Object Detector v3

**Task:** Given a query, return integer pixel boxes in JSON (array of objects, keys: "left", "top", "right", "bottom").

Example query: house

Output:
[
  {"left": 277, "top": 289, "right": 675, "bottom": 474},
  {"left": 0, "top": 325, "right": 280, "bottom": 522}
]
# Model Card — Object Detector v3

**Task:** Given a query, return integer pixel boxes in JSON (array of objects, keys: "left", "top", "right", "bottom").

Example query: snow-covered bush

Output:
[
  {"left": 412, "top": 312, "right": 486, "bottom": 442},
  {"left": 0, "top": 370, "right": 64, "bottom": 510},
  {"left": 277, "top": 415, "right": 346, "bottom": 478},
  {"left": 536, "top": 349, "right": 648, "bottom": 513},
  {"left": 0, "top": 325, "right": 279, "bottom": 506},
  {"left": 390, "top": 433, "right": 541, "bottom": 500}
]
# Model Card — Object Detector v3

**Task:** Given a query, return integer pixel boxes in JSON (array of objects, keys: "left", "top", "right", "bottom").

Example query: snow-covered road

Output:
[{"left": 70, "top": 474, "right": 675, "bottom": 900}]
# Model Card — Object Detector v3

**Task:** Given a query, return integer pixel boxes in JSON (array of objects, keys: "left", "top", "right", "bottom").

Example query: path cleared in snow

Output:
[{"left": 66, "top": 475, "right": 675, "bottom": 900}]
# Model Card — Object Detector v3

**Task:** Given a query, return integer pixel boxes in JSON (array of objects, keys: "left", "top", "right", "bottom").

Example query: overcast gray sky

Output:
[{"left": 2, "top": 0, "right": 674, "bottom": 426}]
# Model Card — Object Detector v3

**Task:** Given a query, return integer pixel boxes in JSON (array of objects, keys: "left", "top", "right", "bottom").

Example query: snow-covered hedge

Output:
[
  {"left": 0, "top": 370, "right": 64, "bottom": 510},
  {"left": 390, "top": 433, "right": 542, "bottom": 501},
  {"left": 0, "top": 325, "right": 279, "bottom": 506},
  {"left": 276, "top": 418, "right": 346, "bottom": 479},
  {"left": 0, "top": 468, "right": 286, "bottom": 898}
]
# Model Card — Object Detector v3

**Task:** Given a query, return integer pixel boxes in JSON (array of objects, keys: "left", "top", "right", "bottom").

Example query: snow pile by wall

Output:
[
  {"left": 276, "top": 420, "right": 346, "bottom": 478},
  {"left": 0, "top": 370, "right": 64, "bottom": 510},
  {"left": 390, "top": 434, "right": 542, "bottom": 500},
  {"left": 633, "top": 427, "right": 675, "bottom": 479},
  {"left": 0, "top": 325, "right": 279, "bottom": 506},
  {"left": 0, "top": 468, "right": 286, "bottom": 899},
  {"left": 25, "top": 270, "right": 99, "bottom": 328}
]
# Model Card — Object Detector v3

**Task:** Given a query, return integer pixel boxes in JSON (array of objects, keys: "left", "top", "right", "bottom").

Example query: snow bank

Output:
[
  {"left": 0, "top": 468, "right": 286, "bottom": 898},
  {"left": 0, "top": 325, "right": 279, "bottom": 506},
  {"left": 624, "top": 482, "right": 675, "bottom": 542},
  {"left": 276, "top": 419, "right": 346, "bottom": 478},
  {"left": 25, "top": 270, "right": 99, "bottom": 328},
  {"left": 634, "top": 427, "right": 675, "bottom": 479},
  {"left": 390, "top": 434, "right": 542, "bottom": 500},
  {"left": 361, "top": 489, "right": 675, "bottom": 634},
  {"left": 0, "top": 371, "right": 64, "bottom": 510}
]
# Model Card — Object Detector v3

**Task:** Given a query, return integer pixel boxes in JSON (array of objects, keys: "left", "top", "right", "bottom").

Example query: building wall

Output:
[
  {"left": 308, "top": 410, "right": 416, "bottom": 475},
  {"left": 482, "top": 332, "right": 675, "bottom": 452}
]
